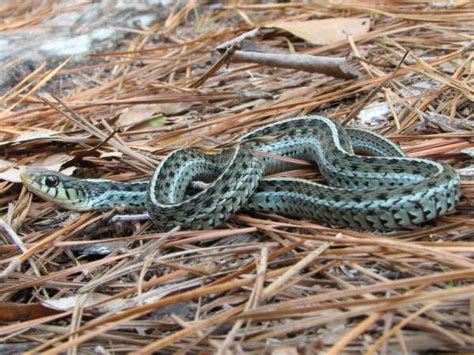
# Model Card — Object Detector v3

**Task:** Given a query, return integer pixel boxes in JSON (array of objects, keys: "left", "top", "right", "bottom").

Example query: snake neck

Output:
[
  {"left": 79, "top": 180, "right": 148, "bottom": 212},
  {"left": 20, "top": 168, "right": 148, "bottom": 212}
]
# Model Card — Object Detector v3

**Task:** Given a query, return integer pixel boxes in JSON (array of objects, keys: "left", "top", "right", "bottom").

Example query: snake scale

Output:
[{"left": 21, "top": 116, "right": 461, "bottom": 231}]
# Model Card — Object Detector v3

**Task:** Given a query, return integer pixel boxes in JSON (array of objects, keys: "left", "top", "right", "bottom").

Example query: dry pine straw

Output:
[{"left": 0, "top": 2, "right": 473, "bottom": 354}]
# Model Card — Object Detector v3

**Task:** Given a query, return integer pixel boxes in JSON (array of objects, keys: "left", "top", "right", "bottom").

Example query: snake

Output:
[{"left": 20, "top": 116, "right": 461, "bottom": 231}]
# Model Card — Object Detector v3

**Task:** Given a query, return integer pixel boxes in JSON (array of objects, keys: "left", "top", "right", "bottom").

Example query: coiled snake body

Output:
[{"left": 21, "top": 116, "right": 461, "bottom": 231}]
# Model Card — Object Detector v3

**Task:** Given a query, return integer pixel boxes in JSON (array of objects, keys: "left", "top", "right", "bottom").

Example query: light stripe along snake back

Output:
[{"left": 21, "top": 116, "right": 461, "bottom": 231}]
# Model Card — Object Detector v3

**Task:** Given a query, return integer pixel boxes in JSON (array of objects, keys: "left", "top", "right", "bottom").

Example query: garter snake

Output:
[{"left": 20, "top": 116, "right": 461, "bottom": 231}]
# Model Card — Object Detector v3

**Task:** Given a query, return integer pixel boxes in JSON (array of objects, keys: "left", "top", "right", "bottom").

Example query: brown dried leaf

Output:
[
  {"left": 117, "top": 102, "right": 193, "bottom": 128},
  {"left": 0, "top": 159, "right": 14, "bottom": 171},
  {"left": 43, "top": 293, "right": 123, "bottom": 312},
  {"left": 0, "top": 130, "right": 60, "bottom": 147},
  {"left": 0, "top": 153, "right": 74, "bottom": 183},
  {"left": 33, "top": 153, "right": 74, "bottom": 170},
  {"left": 0, "top": 302, "right": 60, "bottom": 322},
  {"left": 268, "top": 18, "right": 371, "bottom": 45},
  {"left": 0, "top": 168, "right": 23, "bottom": 183},
  {"left": 271, "top": 346, "right": 299, "bottom": 355}
]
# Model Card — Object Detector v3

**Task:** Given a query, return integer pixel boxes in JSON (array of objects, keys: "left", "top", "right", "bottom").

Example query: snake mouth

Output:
[
  {"left": 20, "top": 169, "right": 45, "bottom": 196},
  {"left": 19, "top": 170, "right": 33, "bottom": 186}
]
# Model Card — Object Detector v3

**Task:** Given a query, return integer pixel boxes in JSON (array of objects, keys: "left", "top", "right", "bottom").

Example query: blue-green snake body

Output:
[{"left": 21, "top": 116, "right": 461, "bottom": 231}]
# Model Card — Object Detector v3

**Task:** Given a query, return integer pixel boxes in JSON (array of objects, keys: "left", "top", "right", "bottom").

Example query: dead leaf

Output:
[
  {"left": 14, "top": 130, "right": 60, "bottom": 142},
  {"left": 117, "top": 104, "right": 162, "bottom": 127},
  {"left": 58, "top": 166, "right": 77, "bottom": 176},
  {"left": 158, "top": 102, "right": 194, "bottom": 115},
  {"left": 271, "top": 346, "right": 299, "bottom": 355},
  {"left": 0, "top": 159, "right": 14, "bottom": 171},
  {"left": 268, "top": 17, "right": 371, "bottom": 45},
  {"left": 0, "top": 168, "right": 23, "bottom": 183},
  {"left": 99, "top": 151, "right": 123, "bottom": 159},
  {"left": 0, "top": 153, "right": 75, "bottom": 183},
  {"left": 32, "top": 153, "right": 74, "bottom": 170},
  {"left": 44, "top": 293, "right": 123, "bottom": 312},
  {"left": 460, "top": 148, "right": 474, "bottom": 158},
  {"left": 0, "top": 302, "right": 60, "bottom": 322},
  {"left": 0, "top": 130, "right": 60, "bottom": 147},
  {"left": 117, "top": 102, "right": 193, "bottom": 128}
]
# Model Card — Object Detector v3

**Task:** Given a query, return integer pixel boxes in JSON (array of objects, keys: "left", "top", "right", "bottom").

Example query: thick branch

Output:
[{"left": 229, "top": 51, "right": 359, "bottom": 80}]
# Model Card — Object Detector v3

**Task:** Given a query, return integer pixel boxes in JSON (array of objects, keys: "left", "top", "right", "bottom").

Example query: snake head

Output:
[{"left": 20, "top": 168, "right": 89, "bottom": 211}]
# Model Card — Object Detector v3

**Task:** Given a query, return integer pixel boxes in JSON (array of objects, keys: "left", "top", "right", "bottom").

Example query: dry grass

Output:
[{"left": 1, "top": 1, "right": 473, "bottom": 353}]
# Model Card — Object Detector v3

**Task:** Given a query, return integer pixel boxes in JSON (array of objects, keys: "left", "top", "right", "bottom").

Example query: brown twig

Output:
[{"left": 229, "top": 50, "right": 359, "bottom": 79}]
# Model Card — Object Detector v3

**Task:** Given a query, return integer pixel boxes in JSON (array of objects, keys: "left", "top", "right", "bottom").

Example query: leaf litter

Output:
[{"left": 0, "top": 1, "right": 473, "bottom": 354}]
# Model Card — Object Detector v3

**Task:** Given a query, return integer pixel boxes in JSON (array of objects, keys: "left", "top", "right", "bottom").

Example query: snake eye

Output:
[{"left": 45, "top": 175, "right": 59, "bottom": 188}]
